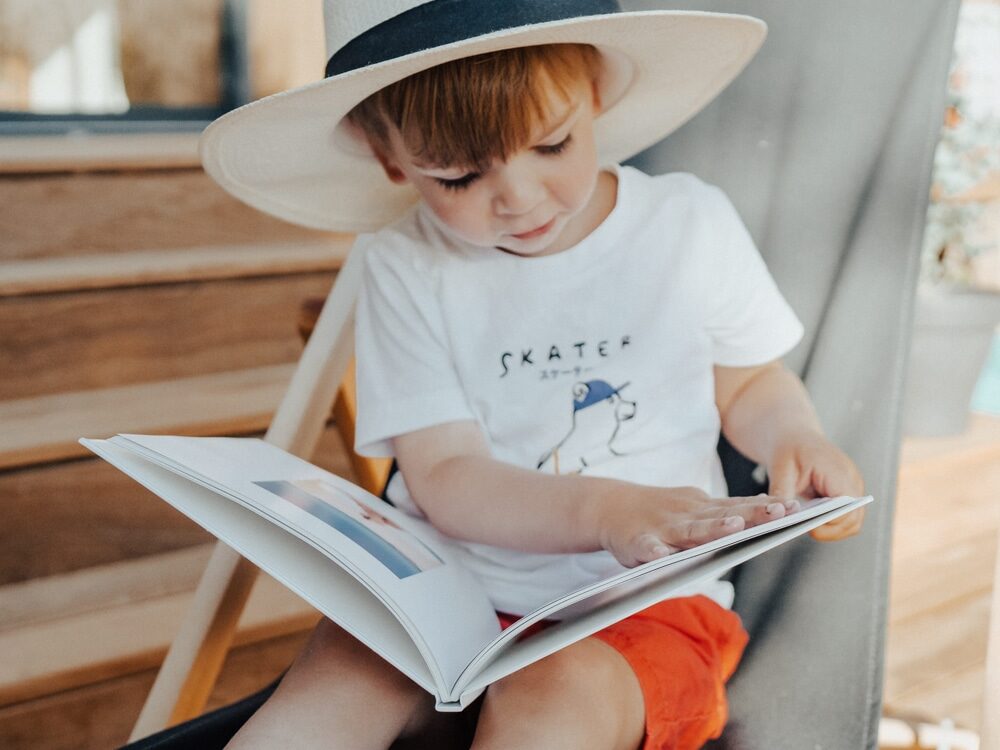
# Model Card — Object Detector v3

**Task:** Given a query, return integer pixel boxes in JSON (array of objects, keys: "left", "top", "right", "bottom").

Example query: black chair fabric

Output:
[{"left": 121, "top": 682, "right": 277, "bottom": 750}]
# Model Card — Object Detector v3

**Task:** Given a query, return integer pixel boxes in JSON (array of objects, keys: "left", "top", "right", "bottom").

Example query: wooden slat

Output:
[
  {"left": 883, "top": 414, "right": 1000, "bottom": 734},
  {"left": 0, "top": 569, "right": 320, "bottom": 707},
  {"left": 0, "top": 273, "right": 335, "bottom": 402},
  {"left": 0, "top": 365, "right": 295, "bottom": 470},
  {"left": 900, "top": 413, "right": 1000, "bottom": 468},
  {"left": 889, "top": 529, "right": 997, "bottom": 625},
  {"left": 0, "top": 424, "right": 353, "bottom": 586},
  {"left": 885, "top": 589, "right": 993, "bottom": 704},
  {"left": 0, "top": 133, "right": 201, "bottom": 174},
  {"left": 885, "top": 663, "right": 986, "bottom": 741},
  {"left": 0, "top": 546, "right": 214, "bottom": 632},
  {"left": 982, "top": 524, "right": 1000, "bottom": 750},
  {"left": 0, "top": 241, "right": 350, "bottom": 297},
  {"left": 0, "top": 631, "right": 310, "bottom": 750},
  {"left": 893, "top": 443, "right": 1000, "bottom": 556},
  {"left": 0, "top": 455, "right": 211, "bottom": 585},
  {"left": 0, "top": 171, "right": 337, "bottom": 263}
]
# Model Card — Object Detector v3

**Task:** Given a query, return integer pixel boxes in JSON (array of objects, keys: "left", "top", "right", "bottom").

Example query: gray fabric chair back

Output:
[{"left": 624, "top": 1, "right": 961, "bottom": 747}]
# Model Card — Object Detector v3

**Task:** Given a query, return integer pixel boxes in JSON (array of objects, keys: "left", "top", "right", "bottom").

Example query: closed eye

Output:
[
  {"left": 435, "top": 172, "right": 481, "bottom": 191},
  {"left": 536, "top": 134, "right": 572, "bottom": 156}
]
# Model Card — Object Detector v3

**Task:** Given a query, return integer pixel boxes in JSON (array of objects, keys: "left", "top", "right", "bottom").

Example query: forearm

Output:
[
  {"left": 392, "top": 419, "right": 792, "bottom": 564},
  {"left": 410, "top": 454, "right": 629, "bottom": 554},
  {"left": 720, "top": 364, "right": 823, "bottom": 467}
]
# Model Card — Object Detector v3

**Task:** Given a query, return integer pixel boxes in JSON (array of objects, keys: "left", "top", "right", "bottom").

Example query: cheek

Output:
[
  {"left": 424, "top": 191, "right": 491, "bottom": 238},
  {"left": 555, "top": 135, "right": 600, "bottom": 206},
  {"left": 559, "top": 155, "right": 599, "bottom": 205}
]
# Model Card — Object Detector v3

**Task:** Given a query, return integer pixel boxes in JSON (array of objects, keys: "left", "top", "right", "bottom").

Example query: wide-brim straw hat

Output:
[{"left": 200, "top": 0, "right": 766, "bottom": 232}]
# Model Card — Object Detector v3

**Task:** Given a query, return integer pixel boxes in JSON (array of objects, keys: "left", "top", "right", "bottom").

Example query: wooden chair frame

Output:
[{"left": 129, "top": 246, "right": 367, "bottom": 740}]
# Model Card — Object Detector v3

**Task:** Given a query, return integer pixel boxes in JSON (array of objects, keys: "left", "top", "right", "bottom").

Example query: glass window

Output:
[{"left": 0, "top": 0, "right": 249, "bottom": 134}]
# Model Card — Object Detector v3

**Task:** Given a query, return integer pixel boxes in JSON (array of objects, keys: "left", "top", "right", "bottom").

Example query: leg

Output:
[
  {"left": 593, "top": 596, "right": 749, "bottom": 750},
  {"left": 470, "top": 636, "right": 646, "bottom": 750},
  {"left": 472, "top": 596, "right": 748, "bottom": 750},
  {"left": 225, "top": 618, "right": 455, "bottom": 750}
]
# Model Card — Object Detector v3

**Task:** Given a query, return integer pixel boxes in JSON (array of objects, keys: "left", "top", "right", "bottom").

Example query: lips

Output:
[{"left": 510, "top": 216, "right": 556, "bottom": 240}]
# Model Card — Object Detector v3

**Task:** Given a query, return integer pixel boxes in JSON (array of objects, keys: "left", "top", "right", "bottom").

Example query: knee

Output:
[
  {"left": 494, "top": 640, "right": 636, "bottom": 705},
  {"left": 298, "top": 618, "right": 423, "bottom": 702},
  {"left": 482, "top": 639, "right": 644, "bottom": 746}
]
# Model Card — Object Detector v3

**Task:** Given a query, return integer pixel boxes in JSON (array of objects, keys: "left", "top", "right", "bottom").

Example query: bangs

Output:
[{"left": 348, "top": 44, "right": 602, "bottom": 171}]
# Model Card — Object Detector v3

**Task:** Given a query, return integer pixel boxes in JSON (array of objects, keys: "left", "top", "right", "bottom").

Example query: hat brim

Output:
[{"left": 200, "top": 11, "right": 765, "bottom": 232}]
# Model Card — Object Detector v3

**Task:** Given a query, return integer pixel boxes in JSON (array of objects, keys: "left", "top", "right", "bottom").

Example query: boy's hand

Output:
[
  {"left": 597, "top": 487, "right": 799, "bottom": 568},
  {"left": 767, "top": 429, "right": 866, "bottom": 541}
]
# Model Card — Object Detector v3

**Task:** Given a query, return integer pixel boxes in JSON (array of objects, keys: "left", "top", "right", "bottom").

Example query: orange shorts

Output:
[{"left": 497, "top": 595, "right": 748, "bottom": 750}]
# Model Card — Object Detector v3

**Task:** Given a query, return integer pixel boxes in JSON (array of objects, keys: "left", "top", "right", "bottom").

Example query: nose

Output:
[{"left": 492, "top": 164, "right": 545, "bottom": 217}]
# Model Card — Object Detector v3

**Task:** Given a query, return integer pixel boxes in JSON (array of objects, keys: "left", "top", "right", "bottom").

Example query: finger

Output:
[
  {"left": 706, "top": 497, "right": 797, "bottom": 526},
  {"left": 666, "top": 515, "right": 746, "bottom": 548},
  {"left": 810, "top": 508, "right": 865, "bottom": 541},
  {"left": 768, "top": 458, "right": 801, "bottom": 500},
  {"left": 755, "top": 492, "right": 802, "bottom": 513},
  {"left": 815, "top": 464, "right": 865, "bottom": 499},
  {"left": 700, "top": 493, "right": 800, "bottom": 517},
  {"left": 631, "top": 533, "right": 678, "bottom": 564}
]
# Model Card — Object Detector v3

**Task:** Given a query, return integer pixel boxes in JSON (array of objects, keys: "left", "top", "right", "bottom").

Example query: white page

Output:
[
  {"left": 450, "top": 496, "right": 871, "bottom": 703},
  {"left": 82, "top": 439, "right": 438, "bottom": 695},
  {"left": 88, "top": 435, "right": 501, "bottom": 693},
  {"left": 468, "top": 494, "right": 866, "bottom": 656}
]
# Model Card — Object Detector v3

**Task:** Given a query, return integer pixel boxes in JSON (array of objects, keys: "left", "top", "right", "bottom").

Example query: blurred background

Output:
[{"left": 0, "top": 1, "right": 997, "bottom": 749}]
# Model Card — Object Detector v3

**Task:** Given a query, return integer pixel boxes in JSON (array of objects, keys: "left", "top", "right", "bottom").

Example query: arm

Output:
[
  {"left": 714, "top": 360, "right": 866, "bottom": 541},
  {"left": 392, "top": 420, "right": 795, "bottom": 568}
]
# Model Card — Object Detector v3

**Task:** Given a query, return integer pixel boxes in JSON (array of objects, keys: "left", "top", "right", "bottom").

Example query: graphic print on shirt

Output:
[{"left": 537, "top": 380, "right": 637, "bottom": 474}]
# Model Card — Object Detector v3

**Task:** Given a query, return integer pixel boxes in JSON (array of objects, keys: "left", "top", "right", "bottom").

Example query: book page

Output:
[
  {"left": 82, "top": 439, "right": 437, "bottom": 693},
  {"left": 449, "top": 495, "right": 871, "bottom": 703},
  {"left": 85, "top": 435, "right": 501, "bottom": 694}
]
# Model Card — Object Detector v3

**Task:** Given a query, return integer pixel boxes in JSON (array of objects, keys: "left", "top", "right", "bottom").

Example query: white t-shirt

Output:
[{"left": 354, "top": 165, "right": 804, "bottom": 615}]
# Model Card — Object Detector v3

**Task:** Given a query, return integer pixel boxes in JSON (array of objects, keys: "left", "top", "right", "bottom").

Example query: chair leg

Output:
[
  {"left": 130, "top": 243, "right": 367, "bottom": 739},
  {"left": 130, "top": 546, "right": 259, "bottom": 741}
]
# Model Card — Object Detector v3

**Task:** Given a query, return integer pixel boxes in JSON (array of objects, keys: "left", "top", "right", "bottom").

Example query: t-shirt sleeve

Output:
[
  {"left": 353, "top": 236, "right": 476, "bottom": 457},
  {"left": 697, "top": 183, "right": 804, "bottom": 366}
]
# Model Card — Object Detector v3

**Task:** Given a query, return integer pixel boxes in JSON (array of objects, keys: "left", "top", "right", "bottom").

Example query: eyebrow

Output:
[{"left": 413, "top": 102, "right": 583, "bottom": 173}]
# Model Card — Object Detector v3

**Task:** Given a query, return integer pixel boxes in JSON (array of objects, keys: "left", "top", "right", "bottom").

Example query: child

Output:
[{"left": 205, "top": 3, "right": 866, "bottom": 748}]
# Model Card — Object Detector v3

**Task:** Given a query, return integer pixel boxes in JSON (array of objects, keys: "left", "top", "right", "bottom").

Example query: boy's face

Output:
[{"left": 375, "top": 77, "right": 607, "bottom": 257}]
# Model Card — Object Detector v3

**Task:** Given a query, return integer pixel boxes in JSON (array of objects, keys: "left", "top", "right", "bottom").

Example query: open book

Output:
[{"left": 81, "top": 434, "right": 871, "bottom": 711}]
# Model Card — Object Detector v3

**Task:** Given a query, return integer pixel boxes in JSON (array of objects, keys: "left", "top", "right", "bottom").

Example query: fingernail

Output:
[
  {"left": 723, "top": 516, "right": 741, "bottom": 527},
  {"left": 766, "top": 502, "right": 784, "bottom": 515}
]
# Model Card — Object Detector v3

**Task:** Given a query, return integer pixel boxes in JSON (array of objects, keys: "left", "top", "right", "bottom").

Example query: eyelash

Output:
[
  {"left": 433, "top": 135, "right": 573, "bottom": 191},
  {"left": 435, "top": 172, "right": 481, "bottom": 191},
  {"left": 536, "top": 134, "right": 572, "bottom": 156}
]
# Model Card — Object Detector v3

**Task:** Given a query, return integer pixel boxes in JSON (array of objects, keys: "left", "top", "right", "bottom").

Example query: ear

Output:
[
  {"left": 372, "top": 146, "right": 409, "bottom": 185},
  {"left": 590, "top": 78, "right": 603, "bottom": 114}
]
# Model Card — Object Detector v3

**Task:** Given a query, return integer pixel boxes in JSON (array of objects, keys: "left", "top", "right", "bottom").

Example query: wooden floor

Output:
[{"left": 883, "top": 413, "right": 1000, "bottom": 733}]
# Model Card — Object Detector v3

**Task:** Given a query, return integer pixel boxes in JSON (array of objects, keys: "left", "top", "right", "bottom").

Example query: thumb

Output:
[
  {"left": 633, "top": 533, "right": 675, "bottom": 565},
  {"left": 768, "top": 457, "right": 800, "bottom": 500}
]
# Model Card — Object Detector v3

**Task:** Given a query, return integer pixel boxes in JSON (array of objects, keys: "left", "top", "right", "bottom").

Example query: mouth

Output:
[{"left": 510, "top": 216, "right": 557, "bottom": 241}]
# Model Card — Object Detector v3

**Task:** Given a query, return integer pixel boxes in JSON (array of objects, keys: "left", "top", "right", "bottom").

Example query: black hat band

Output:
[{"left": 325, "top": 0, "right": 622, "bottom": 78}]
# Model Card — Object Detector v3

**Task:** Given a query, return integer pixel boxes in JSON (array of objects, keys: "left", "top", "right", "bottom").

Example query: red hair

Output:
[{"left": 346, "top": 44, "right": 602, "bottom": 172}]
